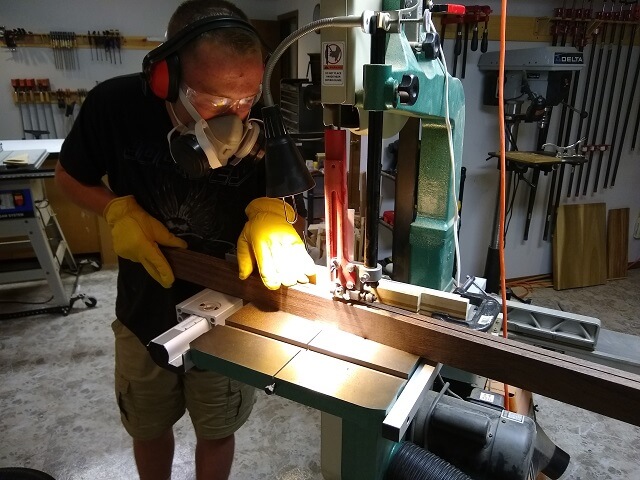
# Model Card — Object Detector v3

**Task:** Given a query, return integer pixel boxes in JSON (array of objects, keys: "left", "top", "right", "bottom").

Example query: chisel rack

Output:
[
  {"left": 1, "top": 28, "right": 161, "bottom": 51},
  {"left": 1, "top": 27, "right": 162, "bottom": 71}
]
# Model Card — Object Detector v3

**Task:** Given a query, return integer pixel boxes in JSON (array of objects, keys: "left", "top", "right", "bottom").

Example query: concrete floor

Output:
[{"left": 1, "top": 265, "right": 639, "bottom": 479}]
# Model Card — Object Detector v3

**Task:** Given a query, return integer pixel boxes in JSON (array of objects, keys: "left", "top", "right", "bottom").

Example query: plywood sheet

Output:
[
  {"left": 552, "top": 203, "right": 607, "bottom": 290},
  {"left": 607, "top": 208, "right": 629, "bottom": 280}
]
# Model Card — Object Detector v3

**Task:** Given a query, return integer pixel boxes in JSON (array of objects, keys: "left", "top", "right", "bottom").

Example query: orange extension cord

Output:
[{"left": 498, "top": 0, "right": 510, "bottom": 411}]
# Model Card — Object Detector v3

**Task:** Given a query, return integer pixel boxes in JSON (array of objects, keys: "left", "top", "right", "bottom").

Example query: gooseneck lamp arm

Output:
[
  {"left": 261, "top": 15, "right": 363, "bottom": 107},
  {"left": 260, "top": 15, "right": 363, "bottom": 199}
]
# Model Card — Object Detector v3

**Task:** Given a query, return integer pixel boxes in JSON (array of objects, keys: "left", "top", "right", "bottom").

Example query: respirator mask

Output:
[{"left": 167, "top": 87, "right": 264, "bottom": 179}]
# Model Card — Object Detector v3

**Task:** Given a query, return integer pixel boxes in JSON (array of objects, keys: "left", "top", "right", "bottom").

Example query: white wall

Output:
[
  {"left": 439, "top": 1, "right": 640, "bottom": 278},
  {"left": 452, "top": 39, "right": 640, "bottom": 279},
  {"left": 272, "top": 1, "right": 322, "bottom": 76},
  {"left": 2, "top": 0, "right": 638, "bottom": 278},
  {"left": 0, "top": 0, "right": 287, "bottom": 140}
]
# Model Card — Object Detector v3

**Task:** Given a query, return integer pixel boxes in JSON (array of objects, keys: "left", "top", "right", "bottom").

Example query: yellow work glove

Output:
[
  {"left": 237, "top": 197, "right": 316, "bottom": 290},
  {"left": 104, "top": 195, "right": 187, "bottom": 288}
]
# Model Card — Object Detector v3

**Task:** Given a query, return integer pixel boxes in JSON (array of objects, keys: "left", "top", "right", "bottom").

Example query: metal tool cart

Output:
[{"left": 0, "top": 140, "right": 97, "bottom": 320}]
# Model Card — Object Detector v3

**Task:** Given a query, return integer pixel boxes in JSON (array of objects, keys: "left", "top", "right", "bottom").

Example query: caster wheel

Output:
[{"left": 84, "top": 297, "right": 97, "bottom": 308}]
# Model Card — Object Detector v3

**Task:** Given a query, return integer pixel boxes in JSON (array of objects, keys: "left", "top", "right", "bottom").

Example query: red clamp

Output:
[
  {"left": 431, "top": 4, "right": 466, "bottom": 15},
  {"left": 464, "top": 5, "right": 492, "bottom": 23}
]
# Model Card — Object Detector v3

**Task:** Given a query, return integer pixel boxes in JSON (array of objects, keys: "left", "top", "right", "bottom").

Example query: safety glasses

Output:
[{"left": 183, "top": 83, "right": 261, "bottom": 117}]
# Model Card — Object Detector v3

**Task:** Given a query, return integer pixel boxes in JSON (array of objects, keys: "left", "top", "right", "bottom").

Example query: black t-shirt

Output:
[{"left": 59, "top": 73, "right": 265, "bottom": 345}]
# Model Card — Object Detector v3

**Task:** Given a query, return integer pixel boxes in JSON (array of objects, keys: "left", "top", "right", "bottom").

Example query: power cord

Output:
[
  {"left": 435, "top": 373, "right": 463, "bottom": 400},
  {"left": 0, "top": 295, "right": 54, "bottom": 305},
  {"left": 60, "top": 257, "right": 102, "bottom": 276},
  {"left": 425, "top": 14, "right": 462, "bottom": 288}
]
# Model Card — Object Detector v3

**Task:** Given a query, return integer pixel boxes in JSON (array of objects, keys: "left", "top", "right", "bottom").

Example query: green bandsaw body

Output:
[
  {"left": 192, "top": 1, "right": 465, "bottom": 477},
  {"left": 372, "top": 0, "right": 465, "bottom": 292}
]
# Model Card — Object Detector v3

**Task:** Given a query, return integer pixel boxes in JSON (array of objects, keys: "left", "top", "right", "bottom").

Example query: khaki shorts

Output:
[{"left": 111, "top": 319, "right": 255, "bottom": 441}]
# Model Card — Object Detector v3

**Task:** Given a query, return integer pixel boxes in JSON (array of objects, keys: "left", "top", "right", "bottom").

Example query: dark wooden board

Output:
[
  {"left": 165, "top": 248, "right": 640, "bottom": 427},
  {"left": 607, "top": 208, "right": 629, "bottom": 280}
]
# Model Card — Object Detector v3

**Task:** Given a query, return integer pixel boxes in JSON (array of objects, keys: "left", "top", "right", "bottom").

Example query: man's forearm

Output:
[{"left": 54, "top": 161, "right": 116, "bottom": 216}]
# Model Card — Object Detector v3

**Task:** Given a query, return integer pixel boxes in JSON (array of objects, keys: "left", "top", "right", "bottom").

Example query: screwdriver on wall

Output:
[
  {"left": 470, "top": 13, "right": 479, "bottom": 51},
  {"left": 88, "top": 30, "right": 93, "bottom": 60},
  {"left": 440, "top": 17, "right": 447, "bottom": 49},
  {"left": 453, "top": 17, "right": 463, "bottom": 77},
  {"left": 11, "top": 79, "right": 28, "bottom": 139},
  {"left": 481, "top": 6, "right": 490, "bottom": 53},
  {"left": 115, "top": 30, "right": 122, "bottom": 63},
  {"left": 461, "top": 18, "right": 469, "bottom": 78}
]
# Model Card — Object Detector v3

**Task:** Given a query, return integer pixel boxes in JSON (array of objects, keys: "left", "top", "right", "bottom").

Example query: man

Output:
[{"left": 55, "top": 1, "right": 315, "bottom": 478}]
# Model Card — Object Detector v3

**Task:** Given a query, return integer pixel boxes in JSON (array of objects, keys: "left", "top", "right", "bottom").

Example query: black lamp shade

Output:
[{"left": 262, "top": 105, "right": 316, "bottom": 198}]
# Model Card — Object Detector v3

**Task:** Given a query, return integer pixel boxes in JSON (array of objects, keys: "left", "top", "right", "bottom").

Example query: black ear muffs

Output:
[{"left": 142, "top": 16, "right": 260, "bottom": 102}]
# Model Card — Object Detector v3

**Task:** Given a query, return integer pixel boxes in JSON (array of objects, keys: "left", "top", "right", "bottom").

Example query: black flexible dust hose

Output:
[
  {"left": 0, "top": 468, "right": 56, "bottom": 480},
  {"left": 386, "top": 442, "right": 473, "bottom": 480}
]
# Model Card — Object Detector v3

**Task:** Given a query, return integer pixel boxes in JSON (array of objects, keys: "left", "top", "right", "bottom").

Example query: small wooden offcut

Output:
[{"left": 607, "top": 208, "right": 629, "bottom": 280}]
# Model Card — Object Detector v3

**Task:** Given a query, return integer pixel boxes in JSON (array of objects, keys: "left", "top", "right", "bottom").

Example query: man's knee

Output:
[
  {"left": 113, "top": 319, "right": 185, "bottom": 439},
  {"left": 185, "top": 372, "right": 256, "bottom": 439}
]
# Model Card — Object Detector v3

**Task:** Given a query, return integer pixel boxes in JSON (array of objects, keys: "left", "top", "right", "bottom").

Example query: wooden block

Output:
[
  {"left": 375, "top": 278, "right": 469, "bottom": 319},
  {"left": 419, "top": 289, "right": 469, "bottom": 319},
  {"left": 374, "top": 280, "right": 422, "bottom": 312},
  {"left": 607, "top": 208, "right": 629, "bottom": 280},
  {"left": 553, "top": 203, "right": 607, "bottom": 290}
]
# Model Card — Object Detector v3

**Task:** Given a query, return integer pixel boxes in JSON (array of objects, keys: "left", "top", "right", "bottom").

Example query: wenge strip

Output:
[{"left": 165, "top": 248, "right": 640, "bottom": 427}]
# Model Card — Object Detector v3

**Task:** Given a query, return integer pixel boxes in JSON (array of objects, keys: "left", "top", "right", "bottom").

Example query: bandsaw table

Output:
[{"left": 151, "top": 292, "right": 440, "bottom": 479}]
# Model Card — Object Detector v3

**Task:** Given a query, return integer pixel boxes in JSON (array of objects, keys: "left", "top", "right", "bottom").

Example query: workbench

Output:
[
  {"left": 490, "top": 150, "right": 586, "bottom": 239},
  {"left": 0, "top": 139, "right": 94, "bottom": 318},
  {"left": 483, "top": 150, "right": 587, "bottom": 292},
  {"left": 0, "top": 139, "right": 116, "bottom": 266}
]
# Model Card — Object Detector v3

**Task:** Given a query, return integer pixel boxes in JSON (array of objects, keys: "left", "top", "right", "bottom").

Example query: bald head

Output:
[{"left": 167, "top": 0, "right": 262, "bottom": 60}]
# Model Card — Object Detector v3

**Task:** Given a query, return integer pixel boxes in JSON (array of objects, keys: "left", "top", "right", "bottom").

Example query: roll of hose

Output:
[
  {"left": 385, "top": 442, "right": 473, "bottom": 480},
  {"left": 0, "top": 468, "right": 57, "bottom": 480}
]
